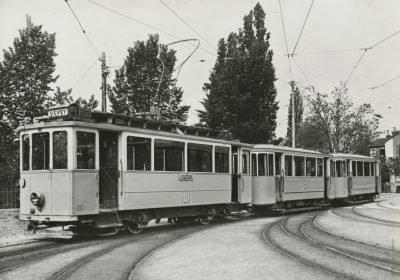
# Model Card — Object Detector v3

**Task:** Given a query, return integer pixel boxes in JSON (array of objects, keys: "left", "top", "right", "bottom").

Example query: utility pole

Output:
[
  {"left": 291, "top": 82, "right": 295, "bottom": 148},
  {"left": 100, "top": 52, "right": 109, "bottom": 112}
]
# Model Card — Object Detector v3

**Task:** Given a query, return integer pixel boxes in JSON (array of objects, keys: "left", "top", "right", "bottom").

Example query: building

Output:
[{"left": 370, "top": 131, "right": 400, "bottom": 160}]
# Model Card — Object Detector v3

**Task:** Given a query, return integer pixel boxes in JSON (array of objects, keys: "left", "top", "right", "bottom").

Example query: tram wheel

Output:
[
  {"left": 172, "top": 217, "right": 184, "bottom": 224},
  {"left": 198, "top": 216, "right": 211, "bottom": 225},
  {"left": 126, "top": 222, "right": 143, "bottom": 234}
]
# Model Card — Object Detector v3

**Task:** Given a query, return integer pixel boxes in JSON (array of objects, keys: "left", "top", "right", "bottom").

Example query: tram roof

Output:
[
  {"left": 17, "top": 109, "right": 253, "bottom": 147},
  {"left": 252, "top": 144, "right": 325, "bottom": 155},
  {"left": 330, "top": 153, "right": 377, "bottom": 161}
]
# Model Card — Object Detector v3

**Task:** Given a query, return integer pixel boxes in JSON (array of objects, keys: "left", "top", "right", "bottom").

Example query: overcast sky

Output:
[{"left": 1, "top": 0, "right": 399, "bottom": 137}]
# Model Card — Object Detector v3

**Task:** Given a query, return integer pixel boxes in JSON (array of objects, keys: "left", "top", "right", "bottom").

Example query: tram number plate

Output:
[{"left": 179, "top": 174, "right": 194, "bottom": 181}]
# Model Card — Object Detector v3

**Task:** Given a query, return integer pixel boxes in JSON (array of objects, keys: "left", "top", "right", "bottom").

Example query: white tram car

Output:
[
  {"left": 250, "top": 145, "right": 381, "bottom": 210},
  {"left": 328, "top": 153, "right": 381, "bottom": 202},
  {"left": 18, "top": 104, "right": 253, "bottom": 233}
]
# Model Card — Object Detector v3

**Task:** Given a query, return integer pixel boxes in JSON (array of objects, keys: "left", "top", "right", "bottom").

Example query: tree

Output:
[
  {"left": 286, "top": 82, "right": 303, "bottom": 146},
  {"left": 49, "top": 87, "right": 73, "bottom": 106},
  {"left": 108, "top": 34, "right": 189, "bottom": 121},
  {"left": 0, "top": 15, "right": 58, "bottom": 129},
  {"left": 198, "top": 3, "right": 278, "bottom": 143},
  {"left": 75, "top": 95, "right": 99, "bottom": 110},
  {"left": 297, "top": 84, "right": 379, "bottom": 154},
  {"left": 0, "top": 16, "right": 57, "bottom": 189}
]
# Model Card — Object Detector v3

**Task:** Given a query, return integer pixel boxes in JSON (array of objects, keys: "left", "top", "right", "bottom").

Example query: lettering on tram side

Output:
[
  {"left": 179, "top": 173, "right": 194, "bottom": 181},
  {"left": 48, "top": 108, "right": 69, "bottom": 117}
]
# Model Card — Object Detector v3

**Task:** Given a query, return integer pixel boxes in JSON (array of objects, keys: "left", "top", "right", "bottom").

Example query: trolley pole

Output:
[{"left": 100, "top": 52, "right": 109, "bottom": 112}]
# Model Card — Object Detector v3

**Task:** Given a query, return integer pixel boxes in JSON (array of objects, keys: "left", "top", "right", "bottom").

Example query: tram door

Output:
[
  {"left": 99, "top": 131, "right": 119, "bottom": 210},
  {"left": 231, "top": 147, "right": 239, "bottom": 203}
]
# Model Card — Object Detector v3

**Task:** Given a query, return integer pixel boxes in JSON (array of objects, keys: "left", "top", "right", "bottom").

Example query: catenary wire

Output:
[
  {"left": 369, "top": 74, "right": 400, "bottom": 90},
  {"left": 292, "top": 57, "right": 312, "bottom": 86},
  {"left": 159, "top": 0, "right": 217, "bottom": 52},
  {"left": 64, "top": 0, "right": 100, "bottom": 57},
  {"left": 86, "top": 0, "right": 216, "bottom": 57},
  {"left": 278, "top": 0, "right": 293, "bottom": 81},
  {"left": 291, "top": 0, "right": 315, "bottom": 55},
  {"left": 71, "top": 59, "right": 99, "bottom": 91}
]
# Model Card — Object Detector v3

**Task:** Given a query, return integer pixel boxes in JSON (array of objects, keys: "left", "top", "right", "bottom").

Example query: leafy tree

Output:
[
  {"left": 198, "top": 3, "right": 278, "bottom": 143},
  {"left": 297, "top": 84, "right": 379, "bottom": 154},
  {"left": 0, "top": 16, "right": 57, "bottom": 189},
  {"left": 75, "top": 94, "right": 99, "bottom": 110},
  {"left": 49, "top": 87, "right": 73, "bottom": 106},
  {"left": 108, "top": 34, "right": 189, "bottom": 121},
  {"left": 0, "top": 15, "right": 58, "bottom": 129},
  {"left": 286, "top": 82, "right": 303, "bottom": 146}
]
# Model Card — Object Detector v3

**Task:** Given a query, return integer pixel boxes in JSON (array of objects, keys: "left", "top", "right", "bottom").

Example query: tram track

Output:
[
  {"left": 262, "top": 214, "right": 400, "bottom": 280},
  {"left": 330, "top": 207, "right": 400, "bottom": 227}
]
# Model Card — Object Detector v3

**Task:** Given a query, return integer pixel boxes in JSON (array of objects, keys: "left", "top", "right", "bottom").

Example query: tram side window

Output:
[
  {"left": 306, "top": 157, "right": 316, "bottom": 177},
  {"left": 331, "top": 161, "right": 336, "bottom": 177},
  {"left": 357, "top": 161, "right": 363, "bottom": 177},
  {"left": 252, "top": 154, "right": 258, "bottom": 176},
  {"left": 268, "top": 154, "right": 274, "bottom": 176},
  {"left": 294, "top": 156, "right": 304, "bottom": 176},
  {"left": 352, "top": 161, "right": 357, "bottom": 176},
  {"left": 285, "top": 155, "right": 293, "bottom": 176},
  {"left": 275, "top": 153, "right": 282, "bottom": 175},
  {"left": 258, "top": 154, "right": 267, "bottom": 176},
  {"left": 155, "top": 140, "right": 184, "bottom": 171},
  {"left": 371, "top": 163, "right": 375, "bottom": 176},
  {"left": 22, "top": 134, "right": 30, "bottom": 170},
  {"left": 188, "top": 143, "right": 212, "bottom": 172},
  {"left": 336, "top": 161, "right": 343, "bottom": 177},
  {"left": 127, "top": 136, "right": 151, "bottom": 171},
  {"left": 242, "top": 150, "right": 250, "bottom": 174},
  {"left": 76, "top": 132, "right": 96, "bottom": 169},
  {"left": 364, "top": 162, "right": 370, "bottom": 176},
  {"left": 53, "top": 131, "right": 68, "bottom": 169},
  {"left": 32, "top": 132, "right": 49, "bottom": 170},
  {"left": 215, "top": 146, "right": 229, "bottom": 173},
  {"left": 317, "top": 158, "right": 323, "bottom": 177}
]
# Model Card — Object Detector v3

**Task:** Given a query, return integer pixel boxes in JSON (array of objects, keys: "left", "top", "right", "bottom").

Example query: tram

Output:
[{"left": 18, "top": 104, "right": 253, "bottom": 233}]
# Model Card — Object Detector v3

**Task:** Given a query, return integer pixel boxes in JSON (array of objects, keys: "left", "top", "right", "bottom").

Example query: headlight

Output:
[{"left": 30, "top": 192, "right": 45, "bottom": 210}]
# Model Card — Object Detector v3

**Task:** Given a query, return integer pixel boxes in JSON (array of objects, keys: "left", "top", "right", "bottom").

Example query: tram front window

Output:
[
  {"left": 32, "top": 132, "right": 49, "bottom": 170},
  {"left": 53, "top": 131, "right": 68, "bottom": 169},
  {"left": 76, "top": 131, "right": 96, "bottom": 169}
]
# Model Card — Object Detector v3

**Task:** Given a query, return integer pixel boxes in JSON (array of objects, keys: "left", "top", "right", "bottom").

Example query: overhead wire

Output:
[
  {"left": 291, "top": 0, "right": 315, "bottom": 55},
  {"left": 343, "top": 28, "right": 400, "bottom": 87},
  {"left": 64, "top": 0, "right": 100, "bottom": 57},
  {"left": 292, "top": 57, "right": 312, "bottom": 86},
  {"left": 71, "top": 59, "right": 99, "bottom": 91},
  {"left": 369, "top": 74, "right": 400, "bottom": 90},
  {"left": 86, "top": 0, "right": 216, "bottom": 57},
  {"left": 159, "top": 0, "right": 217, "bottom": 52},
  {"left": 278, "top": 0, "right": 293, "bottom": 82}
]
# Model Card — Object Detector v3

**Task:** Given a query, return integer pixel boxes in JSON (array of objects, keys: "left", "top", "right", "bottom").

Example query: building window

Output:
[
  {"left": 285, "top": 155, "right": 293, "bottom": 176},
  {"left": 76, "top": 131, "right": 96, "bottom": 169},
  {"left": 188, "top": 143, "right": 212, "bottom": 172},
  {"left": 294, "top": 156, "right": 305, "bottom": 176},
  {"left": 32, "top": 132, "right": 49, "bottom": 170},
  {"left": 215, "top": 146, "right": 229, "bottom": 173},
  {"left": 306, "top": 157, "right": 316, "bottom": 177},
  {"left": 22, "top": 134, "right": 30, "bottom": 171},
  {"left": 53, "top": 131, "right": 68, "bottom": 169},
  {"left": 154, "top": 139, "right": 184, "bottom": 171},
  {"left": 127, "top": 136, "right": 151, "bottom": 171}
]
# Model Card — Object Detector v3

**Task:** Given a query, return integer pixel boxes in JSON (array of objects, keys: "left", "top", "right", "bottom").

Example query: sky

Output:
[{"left": 1, "top": 0, "right": 400, "bottom": 137}]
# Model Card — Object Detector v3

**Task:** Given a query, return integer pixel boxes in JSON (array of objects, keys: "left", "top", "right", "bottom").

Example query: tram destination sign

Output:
[{"left": 47, "top": 107, "right": 69, "bottom": 118}]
